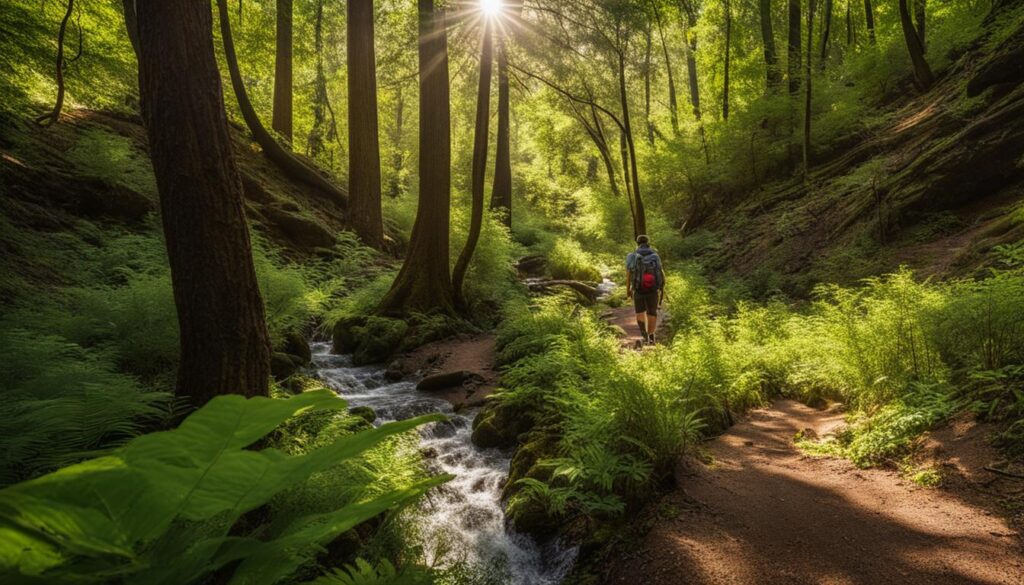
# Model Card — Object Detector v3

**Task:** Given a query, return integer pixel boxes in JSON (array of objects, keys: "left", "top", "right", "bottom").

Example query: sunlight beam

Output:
[{"left": 480, "top": 0, "right": 502, "bottom": 17}]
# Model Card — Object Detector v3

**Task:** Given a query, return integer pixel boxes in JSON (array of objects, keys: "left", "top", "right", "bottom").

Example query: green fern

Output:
[
  {"left": 0, "top": 390, "right": 450, "bottom": 584},
  {"left": 307, "top": 558, "right": 433, "bottom": 585}
]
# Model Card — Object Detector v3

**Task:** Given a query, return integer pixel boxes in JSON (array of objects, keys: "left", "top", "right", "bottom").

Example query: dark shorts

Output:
[{"left": 633, "top": 291, "right": 659, "bottom": 316}]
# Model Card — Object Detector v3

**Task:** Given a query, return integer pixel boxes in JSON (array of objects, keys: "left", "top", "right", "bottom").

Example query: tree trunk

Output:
[
  {"left": 682, "top": 10, "right": 710, "bottom": 162},
  {"left": 847, "top": 0, "right": 853, "bottom": 46},
  {"left": 347, "top": 0, "right": 384, "bottom": 248},
  {"left": 618, "top": 48, "right": 647, "bottom": 237},
  {"left": 453, "top": 23, "right": 493, "bottom": 309},
  {"left": 136, "top": 0, "right": 271, "bottom": 407},
  {"left": 864, "top": 0, "right": 876, "bottom": 44},
  {"left": 307, "top": 0, "right": 327, "bottom": 159},
  {"left": 215, "top": 0, "right": 348, "bottom": 205},
  {"left": 760, "top": 0, "right": 782, "bottom": 89},
  {"left": 272, "top": 0, "right": 293, "bottom": 143},
  {"left": 490, "top": 36, "right": 513, "bottom": 227},
  {"left": 788, "top": 0, "right": 802, "bottom": 94},
  {"left": 914, "top": 0, "right": 926, "bottom": 52},
  {"left": 122, "top": 0, "right": 139, "bottom": 60},
  {"left": 388, "top": 84, "right": 406, "bottom": 198},
  {"left": 653, "top": 3, "right": 680, "bottom": 135},
  {"left": 378, "top": 0, "right": 454, "bottom": 314},
  {"left": 804, "top": 0, "right": 816, "bottom": 177},
  {"left": 643, "top": 24, "right": 655, "bottom": 144},
  {"left": 820, "top": 0, "right": 833, "bottom": 64},
  {"left": 36, "top": 0, "right": 75, "bottom": 127},
  {"left": 899, "top": 0, "right": 933, "bottom": 91},
  {"left": 723, "top": 0, "right": 732, "bottom": 120}
]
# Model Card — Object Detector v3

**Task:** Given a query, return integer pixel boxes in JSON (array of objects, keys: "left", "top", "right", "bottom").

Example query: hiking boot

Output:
[{"left": 647, "top": 333, "right": 656, "bottom": 345}]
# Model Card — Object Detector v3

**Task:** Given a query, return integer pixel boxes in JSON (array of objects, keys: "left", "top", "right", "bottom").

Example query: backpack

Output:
[{"left": 631, "top": 249, "right": 662, "bottom": 293}]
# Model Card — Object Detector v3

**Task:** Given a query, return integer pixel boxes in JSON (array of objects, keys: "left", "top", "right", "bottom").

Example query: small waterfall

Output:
[{"left": 311, "top": 343, "right": 578, "bottom": 584}]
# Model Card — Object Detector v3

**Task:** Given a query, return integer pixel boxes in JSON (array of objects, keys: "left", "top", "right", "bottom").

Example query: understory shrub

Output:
[{"left": 547, "top": 238, "right": 603, "bottom": 282}]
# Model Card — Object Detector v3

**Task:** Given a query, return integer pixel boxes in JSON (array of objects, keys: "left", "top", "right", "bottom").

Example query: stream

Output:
[{"left": 311, "top": 343, "right": 578, "bottom": 584}]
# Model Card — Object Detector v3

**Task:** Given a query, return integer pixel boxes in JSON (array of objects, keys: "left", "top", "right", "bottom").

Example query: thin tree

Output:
[
  {"left": 820, "top": 0, "right": 833, "bottom": 64},
  {"left": 723, "top": 0, "right": 732, "bottom": 120},
  {"left": 136, "top": 0, "right": 272, "bottom": 406},
  {"left": 846, "top": 0, "right": 854, "bottom": 46},
  {"left": 804, "top": 0, "right": 817, "bottom": 177},
  {"left": 760, "top": 0, "right": 782, "bottom": 89},
  {"left": 651, "top": 0, "right": 680, "bottom": 134},
  {"left": 616, "top": 27, "right": 647, "bottom": 236},
  {"left": 36, "top": 0, "right": 77, "bottom": 126},
  {"left": 642, "top": 21, "right": 655, "bottom": 144},
  {"left": 122, "top": 0, "right": 139, "bottom": 60},
  {"left": 914, "top": 0, "right": 926, "bottom": 52},
  {"left": 490, "top": 21, "right": 512, "bottom": 225},
  {"left": 308, "top": 0, "right": 341, "bottom": 160},
  {"left": 899, "top": 0, "right": 933, "bottom": 90},
  {"left": 453, "top": 20, "right": 494, "bottom": 308},
  {"left": 378, "top": 0, "right": 455, "bottom": 314},
  {"left": 788, "top": 0, "right": 802, "bottom": 94},
  {"left": 215, "top": 0, "right": 348, "bottom": 205},
  {"left": 272, "top": 0, "right": 293, "bottom": 142},
  {"left": 864, "top": 0, "right": 876, "bottom": 44},
  {"left": 347, "top": 0, "right": 384, "bottom": 248}
]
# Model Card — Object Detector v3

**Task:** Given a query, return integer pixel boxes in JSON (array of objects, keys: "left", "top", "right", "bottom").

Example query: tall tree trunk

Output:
[
  {"left": 490, "top": 36, "right": 512, "bottom": 226},
  {"left": 272, "top": 0, "right": 293, "bottom": 142},
  {"left": 388, "top": 84, "right": 406, "bottom": 198},
  {"left": 804, "top": 0, "right": 816, "bottom": 177},
  {"left": 914, "top": 0, "right": 926, "bottom": 52},
  {"left": 122, "top": 0, "right": 139, "bottom": 60},
  {"left": 307, "top": 0, "right": 327, "bottom": 159},
  {"left": 899, "top": 0, "right": 933, "bottom": 90},
  {"left": 820, "top": 0, "right": 833, "bottom": 65},
  {"left": 347, "top": 0, "right": 384, "bottom": 248},
  {"left": 36, "top": 0, "right": 75, "bottom": 127},
  {"left": 847, "top": 0, "right": 853, "bottom": 46},
  {"left": 760, "top": 0, "right": 782, "bottom": 89},
  {"left": 619, "top": 130, "right": 639, "bottom": 237},
  {"left": 136, "top": 0, "right": 271, "bottom": 407},
  {"left": 653, "top": 3, "right": 679, "bottom": 135},
  {"left": 618, "top": 48, "right": 647, "bottom": 237},
  {"left": 378, "top": 0, "right": 454, "bottom": 314},
  {"left": 682, "top": 10, "right": 710, "bottom": 162},
  {"left": 788, "top": 0, "right": 802, "bottom": 94},
  {"left": 723, "top": 0, "right": 732, "bottom": 120},
  {"left": 216, "top": 0, "right": 349, "bottom": 205},
  {"left": 643, "top": 24, "right": 655, "bottom": 144},
  {"left": 453, "top": 23, "right": 494, "bottom": 308},
  {"left": 864, "top": 0, "right": 876, "bottom": 44}
]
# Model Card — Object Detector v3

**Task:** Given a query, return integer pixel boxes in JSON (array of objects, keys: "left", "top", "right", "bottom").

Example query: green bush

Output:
[{"left": 547, "top": 238, "right": 602, "bottom": 282}]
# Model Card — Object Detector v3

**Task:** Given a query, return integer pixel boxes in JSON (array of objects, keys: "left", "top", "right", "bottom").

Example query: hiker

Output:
[{"left": 626, "top": 234, "right": 665, "bottom": 345}]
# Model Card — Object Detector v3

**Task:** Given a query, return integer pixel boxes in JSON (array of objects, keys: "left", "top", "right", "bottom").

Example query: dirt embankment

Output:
[{"left": 604, "top": 400, "right": 1024, "bottom": 585}]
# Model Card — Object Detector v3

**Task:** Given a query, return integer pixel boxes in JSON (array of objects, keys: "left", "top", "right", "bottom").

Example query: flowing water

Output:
[{"left": 311, "top": 343, "right": 578, "bottom": 584}]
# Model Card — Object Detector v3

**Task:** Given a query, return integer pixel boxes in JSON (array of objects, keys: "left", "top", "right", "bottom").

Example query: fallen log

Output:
[{"left": 527, "top": 279, "right": 598, "bottom": 303}]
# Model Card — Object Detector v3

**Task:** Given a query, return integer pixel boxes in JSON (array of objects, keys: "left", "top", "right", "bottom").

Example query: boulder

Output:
[
  {"left": 506, "top": 493, "right": 559, "bottom": 539},
  {"left": 349, "top": 406, "right": 377, "bottom": 424},
  {"left": 416, "top": 370, "right": 484, "bottom": 392},
  {"left": 332, "top": 316, "right": 368, "bottom": 354},
  {"left": 282, "top": 331, "right": 312, "bottom": 364},
  {"left": 262, "top": 205, "right": 336, "bottom": 252},
  {"left": 352, "top": 317, "right": 409, "bottom": 366},
  {"left": 270, "top": 352, "right": 304, "bottom": 381},
  {"left": 470, "top": 415, "right": 505, "bottom": 449},
  {"left": 384, "top": 360, "right": 406, "bottom": 381}
]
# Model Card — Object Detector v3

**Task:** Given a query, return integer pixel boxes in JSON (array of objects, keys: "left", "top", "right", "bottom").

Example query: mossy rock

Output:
[
  {"left": 332, "top": 316, "right": 368, "bottom": 354},
  {"left": 505, "top": 431, "right": 559, "bottom": 498},
  {"left": 270, "top": 352, "right": 304, "bottom": 381},
  {"left": 352, "top": 316, "right": 409, "bottom": 365},
  {"left": 470, "top": 403, "right": 536, "bottom": 449},
  {"left": 349, "top": 406, "right": 376, "bottom": 424},
  {"left": 506, "top": 492, "right": 559, "bottom": 539},
  {"left": 282, "top": 331, "right": 312, "bottom": 364}
]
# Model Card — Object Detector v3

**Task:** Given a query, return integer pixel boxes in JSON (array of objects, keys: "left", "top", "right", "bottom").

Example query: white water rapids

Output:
[{"left": 311, "top": 343, "right": 578, "bottom": 584}]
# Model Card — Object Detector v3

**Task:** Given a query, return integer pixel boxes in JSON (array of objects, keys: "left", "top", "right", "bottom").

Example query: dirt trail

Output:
[
  {"left": 606, "top": 400, "right": 1024, "bottom": 585},
  {"left": 605, "top": 305, "right": 666, "bottom": 348},
  {"left": 393, "top": 334, "right": 498, "bottom": 409}
]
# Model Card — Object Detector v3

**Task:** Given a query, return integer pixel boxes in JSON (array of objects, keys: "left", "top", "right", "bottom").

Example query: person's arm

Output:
[{"left": 626, "top": 270, "right": 633, "bottom": 298}]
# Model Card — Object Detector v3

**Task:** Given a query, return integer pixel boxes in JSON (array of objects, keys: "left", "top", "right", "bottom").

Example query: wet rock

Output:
[
  {"left": 507, "top": 493, "right": 558, "bottom": 539},
  {"left": 471, "top": 403, "right": 535, "bottom": 450},
  {"left": 384, "top": 360, "right": 406, "bottom": 381},
  {"left": 332, "top": 316, "right": 368, "bottom": 354},
  {"left": 417, "top": 370, "right": 484, "bottom": 392},
  {"left": 349, "top": 406, "right": 376, "bottom": 424}
]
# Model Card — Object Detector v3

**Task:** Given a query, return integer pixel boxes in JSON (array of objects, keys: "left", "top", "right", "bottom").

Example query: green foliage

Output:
[
  {"left": 0, "top": 390, "right": 449, "bottom": 585},
  {"left": 309, "top": 559, "right": 433, "bottom": 585},
  {"left": 547, "top": 238, "right": 603, "bottom": 282}
]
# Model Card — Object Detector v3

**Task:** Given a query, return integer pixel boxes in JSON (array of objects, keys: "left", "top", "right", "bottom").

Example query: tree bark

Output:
[
  {"left": 652, "top": 2, "right": 679, "bottom": 135},
  {"left": 272, "top": 0, "right": 293, "bottom": 142},
  {"left": 899, "top": 0, "right": 933, "bottom": 91},
  {"left": 643, "top": 24, "right": 655, "bottom": 144},
  {"left": 618, "top": 46, "right": 647, "bottom": 237},
  {"left": 914, "top": 0, "right": 926, "bottom": 53},
  {"left": 820, "top": 0, "right": 833, "bottom": 65},
  {"left": 215, "top": 0, "right": 348, "bottom": 205},
  {"left": 490, "top": 36, "right": 512, "bottom": 226},
  {"left": 723, "top": 0, "right": 732, "bottom": 120},
  {"left": 847, "top": 0, "right": 854, "bottom": 46},
  {"left": 307, "top": 0, "right": 328, "bottom": 159},
  {"left": 136, "top": 0, "right": 271, "bottom": 407},
  {"left": 760, "top": 0, "right": 782, "bottom": 89},
  {"left": 378, "top": 0, "right": 455, "bottom": 314},
  {"left": 347, "top": 0, "right": 384, "bottom": 248},
  {"left": 121, "top": 0, "right": 139, "bottom": 61},
  {"left": 453, "top": 22, "right": 493, "bottom": 308},
  {"left": 388, "top": 84, "right": 406, "bottom": 198},
  {"left": 864, "top": 0, "right": 876, "bottom": 44},
  {"left": 36, "top": 0, "right": 75, "bottom": 127},
  {"left": 804, "top": 0, "right": 816, "bottom": 177},
  {"left": 788, "top": 0, "right": 802, "bottom": 94}
]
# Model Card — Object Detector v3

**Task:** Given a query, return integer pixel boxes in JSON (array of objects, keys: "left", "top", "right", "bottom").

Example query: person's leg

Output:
[
  {"left": 632, "top": 293, "right": 648, "bottom": 338},
  {"left": 647, "top": 309, "right": 658, "bottom": 341}
]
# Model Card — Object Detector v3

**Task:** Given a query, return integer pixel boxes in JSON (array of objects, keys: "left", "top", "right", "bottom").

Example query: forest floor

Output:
[
  {"left": 604, "top": 399, "right": 1024, "bottom": 585},
  {"left": 395, "top": 333, "right": 500, "bottom": 410}
]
